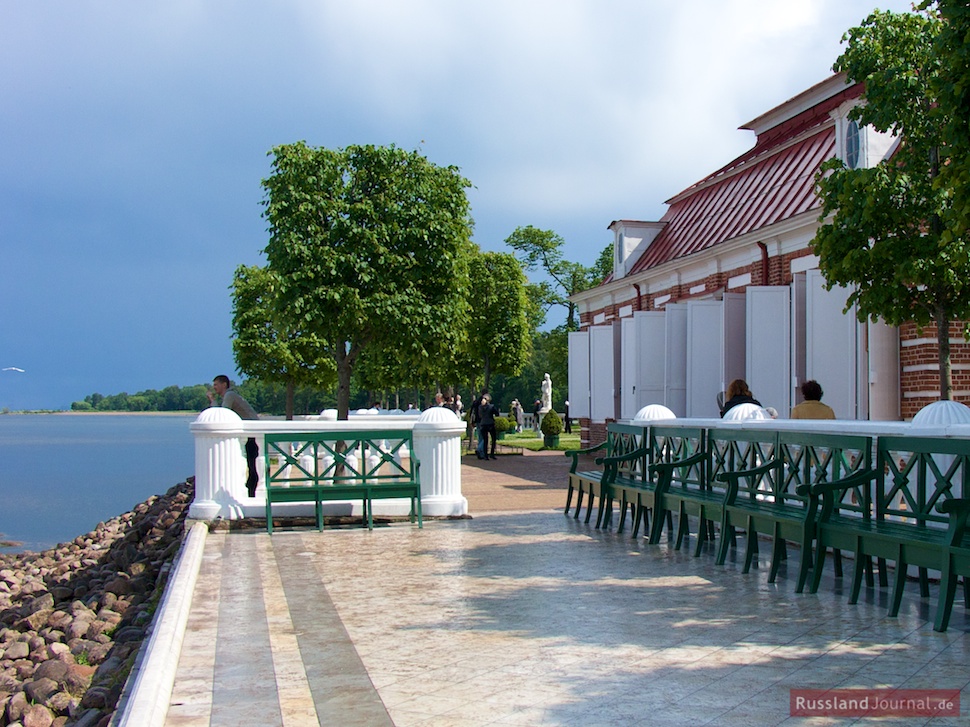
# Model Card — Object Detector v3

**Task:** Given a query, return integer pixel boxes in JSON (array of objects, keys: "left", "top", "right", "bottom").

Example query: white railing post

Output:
[
  {"left": 189, "top": 408, "right": 247, "bottom": 520},
  {"left": 412, "top": 407, "right": 468, "bottom": 517}
]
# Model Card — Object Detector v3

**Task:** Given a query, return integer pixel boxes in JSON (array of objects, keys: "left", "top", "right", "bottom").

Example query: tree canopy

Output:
[
  {"left": 505, "top": 225, "right": 612, "bottom": 331},
  {"left": 261, "top": 142, "right": 473, "bottom": 419},
  {"left": 465, "top": 249, "right": 534, "bottom": 391},
  {"left": 930, "top": 0, "right": 970, "bottom": 242},
  {"left": 231, "top": 264, "right": 335, "bottom": 419},
  {"left": 812, "top": 5, "right": 970, "bottom": 399}
]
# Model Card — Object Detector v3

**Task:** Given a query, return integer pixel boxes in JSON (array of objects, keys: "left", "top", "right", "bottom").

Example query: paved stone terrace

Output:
[{"left": 165, "top": 451, "right": 970, "bottom": 726}]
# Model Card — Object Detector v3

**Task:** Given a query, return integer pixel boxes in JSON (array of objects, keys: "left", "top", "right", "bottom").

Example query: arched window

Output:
[{"left": 845, "top": 120, "right": 861, "bottom": 169}]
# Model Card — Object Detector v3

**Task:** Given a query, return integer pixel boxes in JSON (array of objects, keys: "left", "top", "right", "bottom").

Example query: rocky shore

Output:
[{"left": 0, "top": 480, "right": 194, "bottom": 727}]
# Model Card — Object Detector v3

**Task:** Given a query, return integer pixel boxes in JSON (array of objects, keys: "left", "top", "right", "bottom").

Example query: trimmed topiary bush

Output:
[{"left": 540, "top": 409, "right": 563, "bottom": 436}]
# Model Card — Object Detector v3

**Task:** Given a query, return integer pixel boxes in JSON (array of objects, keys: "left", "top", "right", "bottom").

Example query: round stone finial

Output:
[
  {"left": 721, "top": 403, "right": 770, "bottom": 421},
  {"left": 911, "top": 400, "right": 970, "bottom": 426},
  {"left": 633, "top": 404, "right": 676, "bottom": 422},
  {"left": 194, "top": 407, "right": 242, "bottom": 424},
  {"left": 417, "top": 407, "right": 460, "bottom": 423}
]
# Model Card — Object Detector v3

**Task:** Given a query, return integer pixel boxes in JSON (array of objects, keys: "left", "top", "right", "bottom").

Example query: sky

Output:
[{"left": 1, "top": 0, "right": 918, "bottom": 411}]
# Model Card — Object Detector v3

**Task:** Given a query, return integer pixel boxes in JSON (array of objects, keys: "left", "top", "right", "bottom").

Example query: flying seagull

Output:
[{"left": 2, "top": 367, "right": 25, "bottom": 373}]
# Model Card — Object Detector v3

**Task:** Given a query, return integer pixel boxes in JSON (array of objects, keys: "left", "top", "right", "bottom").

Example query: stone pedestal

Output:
[
  {"left": 412, "top": 407, "right": 468, "bottom": 517},
  {"left": 189, "top": 407, "right": 247, "bottom": 520}
]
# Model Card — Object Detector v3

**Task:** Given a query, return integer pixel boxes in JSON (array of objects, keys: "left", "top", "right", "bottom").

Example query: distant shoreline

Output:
[{"left": 0, "top": 410, "right": 200, "bottom": 416}]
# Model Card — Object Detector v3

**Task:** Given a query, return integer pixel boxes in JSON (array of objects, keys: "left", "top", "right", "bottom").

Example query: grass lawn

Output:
[{"left": 500, "top": 431, "right": 581, "bottom": 452}]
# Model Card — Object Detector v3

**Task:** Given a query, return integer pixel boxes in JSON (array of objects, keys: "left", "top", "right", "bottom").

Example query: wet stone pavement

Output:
[{"left": 165, "top": 451, "right": 970, "bottom": 726}]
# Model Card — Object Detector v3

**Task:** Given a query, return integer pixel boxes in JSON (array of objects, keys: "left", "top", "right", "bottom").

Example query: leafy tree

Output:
[
  {"left": 812, "top": 6, "right": 970, "bottom": 399},
  {"left": 262, "top": 142, "right": 473, "bottom": 420},
  {"left": 930, "top": 0, "right": 970, "bottom": 241},
  {"left": 589, "top": 243, "right": 614, "bottom": 286},
  {"left": 231, "top": 264, "right": 335, "bottom": 419},
  {"left": 505, "top": 226, "right": 613, "bottom": 330},
  {"left": 466, "top": 250, "right": 533, "bottom": 391}
]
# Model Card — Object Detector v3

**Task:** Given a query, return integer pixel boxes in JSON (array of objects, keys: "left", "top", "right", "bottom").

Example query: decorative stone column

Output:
[
  {"left": 412, "top": 407, "right": 468, "bottom": 516},
  {"left": 189, "top": 407, "right": 247, "bottom": 520}
]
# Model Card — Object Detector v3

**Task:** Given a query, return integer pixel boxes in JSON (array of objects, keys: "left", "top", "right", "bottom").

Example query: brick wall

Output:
[
  {"left": 899, "top": 321, "right": 970, "bottom": 419},
  {"left": 584, "top": 251, "right": 818, "bottom": 322},
  {"left": 585, "top": 419, "right": 607, "bottom": 448}
]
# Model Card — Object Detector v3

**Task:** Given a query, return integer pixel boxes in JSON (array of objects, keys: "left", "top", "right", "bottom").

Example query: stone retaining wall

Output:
[{"left": 0, "top": 480, "right": 193, "bottom": 727}]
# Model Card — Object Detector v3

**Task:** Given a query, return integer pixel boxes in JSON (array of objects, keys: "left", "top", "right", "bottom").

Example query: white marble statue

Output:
[{"left": 541, "top": 373, "right": 552, "bottom": 412}]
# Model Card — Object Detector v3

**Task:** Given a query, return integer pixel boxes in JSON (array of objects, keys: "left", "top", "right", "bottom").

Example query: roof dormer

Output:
[
  {"left": 830, "top": 99, "right": 896, "bottom": 169},
  {"left": 608, "top": 220, "right": 667, "bottom": 280}
]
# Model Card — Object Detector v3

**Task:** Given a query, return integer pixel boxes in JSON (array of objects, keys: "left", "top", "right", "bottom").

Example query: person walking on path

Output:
[
  {"left": 470, "top": 389, "right": 488, "bottom": 458},
  {"left": 478, "top": 394, "right": 499, "bottom": 460},
  {"left": 208, "top": 375, "right": 260, "bottom": 497}
]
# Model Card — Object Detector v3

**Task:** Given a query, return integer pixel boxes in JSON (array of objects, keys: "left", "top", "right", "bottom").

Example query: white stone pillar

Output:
[
  {"left": 189, "top": 407, "right": 247, "bottom": 520},
  {"left": 412, "top": 407, "right": 468, "bottom": 517}
]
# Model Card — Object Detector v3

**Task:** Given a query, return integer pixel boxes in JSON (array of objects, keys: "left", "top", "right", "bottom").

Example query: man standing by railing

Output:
[{"left": 208, "top": 375, "right": 260, "bottom": 496}]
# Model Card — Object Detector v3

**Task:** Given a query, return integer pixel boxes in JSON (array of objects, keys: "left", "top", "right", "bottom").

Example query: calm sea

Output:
[{"left": 0, "top": 413, "right": 196, "bottom": 553}]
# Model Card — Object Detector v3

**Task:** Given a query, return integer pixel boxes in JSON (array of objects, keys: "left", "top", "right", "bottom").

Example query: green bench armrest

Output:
[
  {"left": 595, "top": 446, "right": 648, "bottom": 466},
  {"left": 938, "top": 498, "right": 970, "bottom": 516},
  {"left": 808, "top": 468, "right": 878, "bottom": 498},
  {"left": 564, "top": 440, "right": 607, "bottom": 473},
  {"left": 714, "top": 458, "right": 782, "bottom": 484},
  {"left": 715, "top": 458, "right": 783, "bottom": 504},
  {"left": 648, "top": 450, "right": 708, "bottom": 476}
]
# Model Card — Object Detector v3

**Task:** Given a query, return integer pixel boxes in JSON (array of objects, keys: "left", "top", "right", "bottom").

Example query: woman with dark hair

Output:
[{"left": 719, "top": 379, "right": 761, "bottom": 417}]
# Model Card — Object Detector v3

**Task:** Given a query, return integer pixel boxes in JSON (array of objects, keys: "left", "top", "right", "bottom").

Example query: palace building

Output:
[{"left": 567, "top": 74, "right": 968, "bottom": 446}]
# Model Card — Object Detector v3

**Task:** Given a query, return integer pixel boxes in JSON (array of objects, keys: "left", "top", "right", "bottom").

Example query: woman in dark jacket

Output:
[{"left": 719, "top": 379, "right": 761, "bottom": 417}]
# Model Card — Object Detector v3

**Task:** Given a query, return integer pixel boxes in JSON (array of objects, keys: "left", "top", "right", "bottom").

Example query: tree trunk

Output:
[
  {"left": 482, "top": 355, "right": 492, "bottom": 392},
  {"left": 285, "top": 379, "right": 295, "bottom": 420},
  {"left": 937, "top": 307, "right": 953, "bottom": 400},
  {"left": 335, "top": 350, "right": 353, "bottom": 420}
]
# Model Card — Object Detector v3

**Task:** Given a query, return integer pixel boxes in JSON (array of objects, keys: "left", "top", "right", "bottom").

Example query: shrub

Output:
[
  {"left": 540, "top": 409, "right": 563, "bottom": 436},
  {"left": 494, "top": 416, "right": 511, "bottom": 434}
]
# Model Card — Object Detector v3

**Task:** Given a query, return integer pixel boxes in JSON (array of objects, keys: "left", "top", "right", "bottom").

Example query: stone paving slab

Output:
[{"left": 166, "top": 451, "right": 970, "bottom": 726}]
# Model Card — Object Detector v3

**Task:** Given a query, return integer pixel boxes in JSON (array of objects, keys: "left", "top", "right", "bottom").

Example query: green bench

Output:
[
  {"left": 564, "top": 423, "right": 646, "bottom": 528},
  {"left": 649, "top": 426, "right": 873, "bottom": 584},
  {"left": 714, "top": 429, "right": 873, "bottom": 593},
  {"left": 936, "top": 497, "right": 970, "bottom": 631},
  {"left": 263, "top": 430, "right": 422, "bottom": 533},
  {"left": 809, "top": 435, "right": 970, "bottom": 630},
  {"left": 609, "top": 425, "right": 705, "bottom": 540},
  {"left": 648, "top": 426, "right": 716, "bottom": 555}
]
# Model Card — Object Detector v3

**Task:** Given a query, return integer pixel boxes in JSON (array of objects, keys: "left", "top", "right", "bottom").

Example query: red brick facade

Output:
[
  {"left": 899, "top": 322, "right": 970, "bottom": 419},
  {"left": 578, "top": 249, "right": 970, "bottom": 425},
  {"left": 580, "top": 249, "right": 816, "bottom": 327}
]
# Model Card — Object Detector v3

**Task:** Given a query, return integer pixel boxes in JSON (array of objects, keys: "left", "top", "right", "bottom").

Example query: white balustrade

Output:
[{"left": 190, "top": 405, "right": 467, "bottom": 521}]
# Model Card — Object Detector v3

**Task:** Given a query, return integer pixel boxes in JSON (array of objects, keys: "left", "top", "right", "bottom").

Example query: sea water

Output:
[{"left": 0, "top": 413, "right": 196, "bottom": 553}]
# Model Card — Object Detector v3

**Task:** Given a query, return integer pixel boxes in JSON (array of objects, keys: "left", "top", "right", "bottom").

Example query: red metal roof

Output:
[{"left": 628, "top": 125, "right": 835, "bottom": 275}]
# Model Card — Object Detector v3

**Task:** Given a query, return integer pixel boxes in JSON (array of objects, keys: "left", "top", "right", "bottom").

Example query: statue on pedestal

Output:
[{"left": 541, "top": 373, "right": 552, "bottom": 412}]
